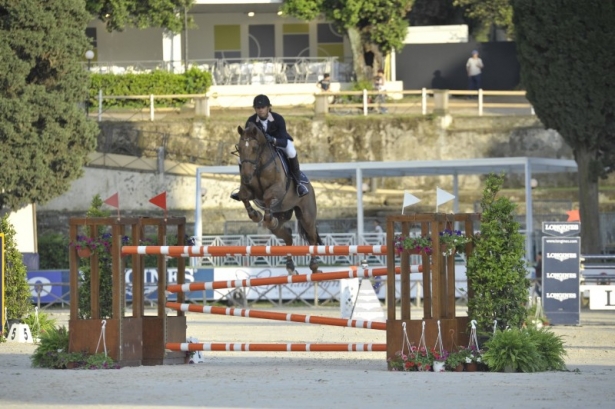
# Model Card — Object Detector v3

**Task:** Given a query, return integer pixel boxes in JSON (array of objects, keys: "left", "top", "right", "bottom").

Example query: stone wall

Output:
[{"left": 38, "top": 115, "right": 579, "bottom": 235}]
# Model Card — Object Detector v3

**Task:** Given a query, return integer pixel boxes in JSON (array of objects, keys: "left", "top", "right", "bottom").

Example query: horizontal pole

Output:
[
  {"left": 122, "top": 244, "right": 387, "bottom": 257},
  {"left": 166, "top": 302, "right": 386, "bottom": 330},
  {"left": 167, "top": 342, "right": 387, "bottom": 352},
  {"left": 166, "top": 265, "right": 420, "bottom": 293}
]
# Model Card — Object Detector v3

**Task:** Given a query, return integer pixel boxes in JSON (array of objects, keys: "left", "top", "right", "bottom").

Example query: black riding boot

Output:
[
  {"left": 289, "top": 156, "right": 309, "bottom": 197},
  {"left": 230, "top": 164, "right": 242, "bottom": 201}
]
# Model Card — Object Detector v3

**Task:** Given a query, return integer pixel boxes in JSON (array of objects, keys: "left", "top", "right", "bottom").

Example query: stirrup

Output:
[
  {"left": 296, "top": 184, "right": 309, "bottom": 197},
  {"left": 230, "top": 190, "right": 241, "bottom": 201}
]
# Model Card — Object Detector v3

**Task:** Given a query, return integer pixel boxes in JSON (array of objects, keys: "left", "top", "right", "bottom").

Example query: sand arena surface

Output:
[{"left": 1, "top": 307, "right": 614, "bottom": 409}]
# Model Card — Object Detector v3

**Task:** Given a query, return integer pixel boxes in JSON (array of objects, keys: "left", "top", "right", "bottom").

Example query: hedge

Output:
[{"left": 88, "top": 67, "right": 212, "bottom": 108}]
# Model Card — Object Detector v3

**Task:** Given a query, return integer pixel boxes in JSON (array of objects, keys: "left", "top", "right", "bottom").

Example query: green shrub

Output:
[
  {"left": 89, "top": 67, "right": 212, "bottom": 109},
  {"left": 38, "top": 232, "right": 69, "bottom": 269},
  {"left": 482, "top": 328, "right": 543, "bottom": 372},
  {"left": 526, "top": 327, "right": 567, "bottom": 371},
  {"left": 31, "top": 325, "right": 70, "bottom": 368},
  {"left": 1, "top": 215, "right": 32, "bottom": 322},
  {"left": 22, "top": 311, "right": 57, "bottom": 340},
  {"left": 467, "top": 174, "right": 530, "bottom": 334}
]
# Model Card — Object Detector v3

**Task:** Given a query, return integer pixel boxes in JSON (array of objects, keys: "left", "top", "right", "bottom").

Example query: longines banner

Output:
[
  {"left": 542, "top": 236, "right": 581, "bottom": 325},
  {"left": 542, "top": 221, "right": 581, "bottom": 237}
]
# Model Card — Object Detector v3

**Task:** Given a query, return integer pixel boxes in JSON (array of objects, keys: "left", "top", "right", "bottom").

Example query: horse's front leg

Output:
[{"left": 241, "top": 200, "right": 262, "bottom": 223}]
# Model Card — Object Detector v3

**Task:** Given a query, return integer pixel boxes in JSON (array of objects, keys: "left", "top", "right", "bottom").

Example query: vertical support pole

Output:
[
  {"left": 177, "top": 221, "right": 186, "bottom": 315},
  {"left": 356, "top": 167, "right": 364, "bottom": 236},
  {"left": 132, "top": 221, "right": 143, "bottom": 318},
  {"left": 400, "top": 221, "right": 411, "bottom": 320},
  {"left": 363, "top": 89, "right": 368, "bottom": 116},
  {"left": 98, "top": 90, "right": 103, "bottom": 122},
  {"left": 524, "top": 160, "right": 534, "bottom": 262},
  {"left": 150, "top": 94, "right": 155, "bottom": 121},
  {"left": 111, "top": 223, "right": 122, "bottom": 320},
  {"left": 69, "top": 223, "right": 79, "bottom": 320},
  {"left": 157, "top": 222, "right": 167, "bottom": 317},
  {"left": 90, "top": 225, "right": 100, "bottom": 320},
  {"left": 478, "top": 88, "right": 484, "bottom": 116},
  {"left": 421, "top": 221, "right": 432, "bottom": 319},
  {"left": 386, "top": 218, "right": 396, "bottom": 321},
  {"left": 421, "top": 88, "right": 427, "bottom": 115}
]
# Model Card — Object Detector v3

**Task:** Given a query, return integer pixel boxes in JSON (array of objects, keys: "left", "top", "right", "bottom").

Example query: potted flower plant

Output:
[
  {"left": 388, "top": 346, "right": 433, "bottom": 372},
  {"left": 70, "top": 235, "right": 98, "bottom": 258},
  {"left": 438, "top": 229, "right": 472, "bottom": 256},
  {"left": 431, "top": 348, "right": 449, "bottom": 372},
  {"left": 445, "top": 348, "right": 469, "bottom": 372},
  {"left": 394, "top": 234, "right": 432, "bottom": 255}
]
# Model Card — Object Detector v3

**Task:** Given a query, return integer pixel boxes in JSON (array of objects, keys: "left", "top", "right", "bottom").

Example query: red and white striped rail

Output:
[
  {"left": 166, "top": 265, "right": 421, "bottom": 294},
  {"left": 166, "top": 302, "right": 387, "bottom": 330},
  {"left": 166, "top": 342, "right": 387, "bottom": 352},
  {"left": 121, "top": 244, "right": 387, "bottom": 257}
]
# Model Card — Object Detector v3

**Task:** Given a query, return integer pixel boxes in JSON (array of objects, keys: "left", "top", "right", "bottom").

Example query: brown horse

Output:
[{"left": 235, "top": 122, "right": 322, "bottom": 274}]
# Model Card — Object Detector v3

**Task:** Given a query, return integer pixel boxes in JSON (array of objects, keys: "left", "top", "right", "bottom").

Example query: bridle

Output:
[{"left": 236, "top": 128, "right": 278, "bottom": 190}]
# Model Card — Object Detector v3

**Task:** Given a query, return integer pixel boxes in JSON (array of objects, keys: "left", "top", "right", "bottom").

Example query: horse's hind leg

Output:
[{"left": 270, "top": 221, "right": 296, "bottom": 275}]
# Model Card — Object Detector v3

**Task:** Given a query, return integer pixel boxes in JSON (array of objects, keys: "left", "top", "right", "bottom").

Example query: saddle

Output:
[{"left": 275, "top": 148, "right": 310, "bottom": 184}]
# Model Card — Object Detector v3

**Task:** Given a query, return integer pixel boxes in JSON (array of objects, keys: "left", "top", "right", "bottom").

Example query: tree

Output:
[
  {"left": 282, "top": 0, "right": 414, "bottom": 81},
  {"left": 512, "top": 0, "right": 615, "bottom": 254},
  {"left": 1, "top": 215, "right": 32, "bottom": 323},
  {"left": 453, "top": 0, "right": 513, "bottom": 37},
  {"left": 86, "top": 0, "right": 194, "bottom": 32},
  {"left": 467, "top": 174, "right": 529, "bottom": 335},
  {"left": 0, "top": 0, "right": 99, "bottom": 211}
]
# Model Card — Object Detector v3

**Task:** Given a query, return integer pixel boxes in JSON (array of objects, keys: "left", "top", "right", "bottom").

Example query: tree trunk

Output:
[
  {"left": 347, "top": 27, "right": 366, "bottom": 82},
  {"left": 575, "top": 148, "right": 602, "bottom": 254}
]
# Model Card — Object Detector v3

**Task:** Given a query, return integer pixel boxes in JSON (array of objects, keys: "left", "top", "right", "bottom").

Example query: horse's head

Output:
[{"left": 236, "top": 122, "right": 268, "bottom": 184}]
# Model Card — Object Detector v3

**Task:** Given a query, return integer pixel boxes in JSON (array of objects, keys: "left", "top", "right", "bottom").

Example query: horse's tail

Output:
[{"left": 298, "top": 221, "right": 323, "bottom": 246}]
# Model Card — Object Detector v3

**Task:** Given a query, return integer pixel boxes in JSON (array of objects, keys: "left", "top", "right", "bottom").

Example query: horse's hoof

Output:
[
  {"left": 286, "top": 267, "right": 297, "bottom": 276},
  {"left": 250, "top": 211, "right": 263, "bottom": 223}
]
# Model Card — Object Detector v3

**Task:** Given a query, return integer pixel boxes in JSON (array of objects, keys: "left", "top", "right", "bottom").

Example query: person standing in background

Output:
[
  {"left": 466, "top": 50, "right": 484, "bottom": 93},
  {"left": 373, "top": 69, "right": 387, "bottom": 113}
]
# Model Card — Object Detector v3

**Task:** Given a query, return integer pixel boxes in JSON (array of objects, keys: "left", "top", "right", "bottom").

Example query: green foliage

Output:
[
  {"left": 86, "top": 0, "right": 194, "bottom": 32},
  {"left": 31, "top": 325, "right": 70, "bottom": 368},
  {"left": 22, "top": 311, "right": 57, "bottom": 340},
  {"left": 31, "top": 325, "right": 119, "bottom": 369},
  {"left": 525, "top": 327, "right": 567, "bottom": 371},
  {"left": 89, "top": 67, "right": 213, "bottom": 108},
  {"left": 0, "top": 215, "right": 32, "bottom": 321},
  {"left": 467, "top": 174, "right": 529, "bottom": 334},
  {"left": 0, "top": 0, "right": 99, "bottom": 210},
  {"left": 38, "top": 233, "right": 69, "bottom": 270},
  {"left": 454, "top": 0, "right": 513, "bottom": 36},
  {"left": 282, "top": 0, "right": 414, "bottom": 80},
  {"left": 78, "top": 195, "right": 113, "bottom": 319},
  {"left": 482, "top": 328, "right": 542, "bottom": 372},
  {"left": 512, "top": 0, "right": 615, "bottom": 253}
]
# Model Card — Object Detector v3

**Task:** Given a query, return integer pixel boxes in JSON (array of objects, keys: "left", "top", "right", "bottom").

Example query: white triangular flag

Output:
[
  {"left": 436, "top": 187, "right": 455, "bottom": 207},
  {"left": 402, "top": 191, "right": 421, "bottom": 215}
]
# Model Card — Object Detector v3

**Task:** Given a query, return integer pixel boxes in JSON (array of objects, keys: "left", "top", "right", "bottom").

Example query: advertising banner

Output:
[
  {"left": 542, "top": 236, "right": 581, "bottom": 325},
  {"left": 26, "top": 271, "right": 69, "bottom": 305}
]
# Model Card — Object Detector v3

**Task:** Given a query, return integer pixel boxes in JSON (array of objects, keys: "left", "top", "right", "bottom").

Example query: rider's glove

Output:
[{"left": 265, "top": 134, "right": 276, "bottom": 145}]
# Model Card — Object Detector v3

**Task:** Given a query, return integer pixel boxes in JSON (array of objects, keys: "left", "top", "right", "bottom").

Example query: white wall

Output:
[
  {"left": 8, "top": 204, "right": 37, "bottom": 253},
  {"left": 88, "top": 20, "right": 165, "bottom": 61}
]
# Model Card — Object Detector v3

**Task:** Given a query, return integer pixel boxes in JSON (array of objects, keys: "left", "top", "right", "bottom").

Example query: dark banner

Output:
[{"left": 542, "top": 237, "right": 581, "bottom": 325}]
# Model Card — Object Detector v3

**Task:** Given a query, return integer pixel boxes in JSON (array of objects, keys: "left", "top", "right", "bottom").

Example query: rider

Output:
[{"left": 231, "top": 94, "right": 309, "bottom": 200}]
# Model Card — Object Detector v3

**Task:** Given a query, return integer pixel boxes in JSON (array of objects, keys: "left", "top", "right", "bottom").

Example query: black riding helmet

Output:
[{"left": 253, "top": 94, "right": 271, "bottom": 108}]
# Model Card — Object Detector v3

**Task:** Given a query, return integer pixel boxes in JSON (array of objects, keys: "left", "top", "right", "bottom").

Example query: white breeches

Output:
[{"left": 282, "top": 140, "right": 297, "bottom": 158}]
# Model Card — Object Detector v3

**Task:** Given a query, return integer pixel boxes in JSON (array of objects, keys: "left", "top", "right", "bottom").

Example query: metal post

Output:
[
  {"left": 86, "top": 60, "right": 91, "bottom": 117},
  {"left": 362, "top": 89, "right": 368, "bottom": 116},
  {"left": 97, "top": 89, "right": 103, "bottom": 122},
  {"left": 421, "top": 88, "right": 427, "bottom": 115}
]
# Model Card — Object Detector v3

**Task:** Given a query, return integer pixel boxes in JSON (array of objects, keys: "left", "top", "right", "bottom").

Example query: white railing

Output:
[
  {"left": 190, "top": 233, "right": 438, "bottom": 268},
  {"left": 90, "top": 88, "right": 534, "bottom": 122}
]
